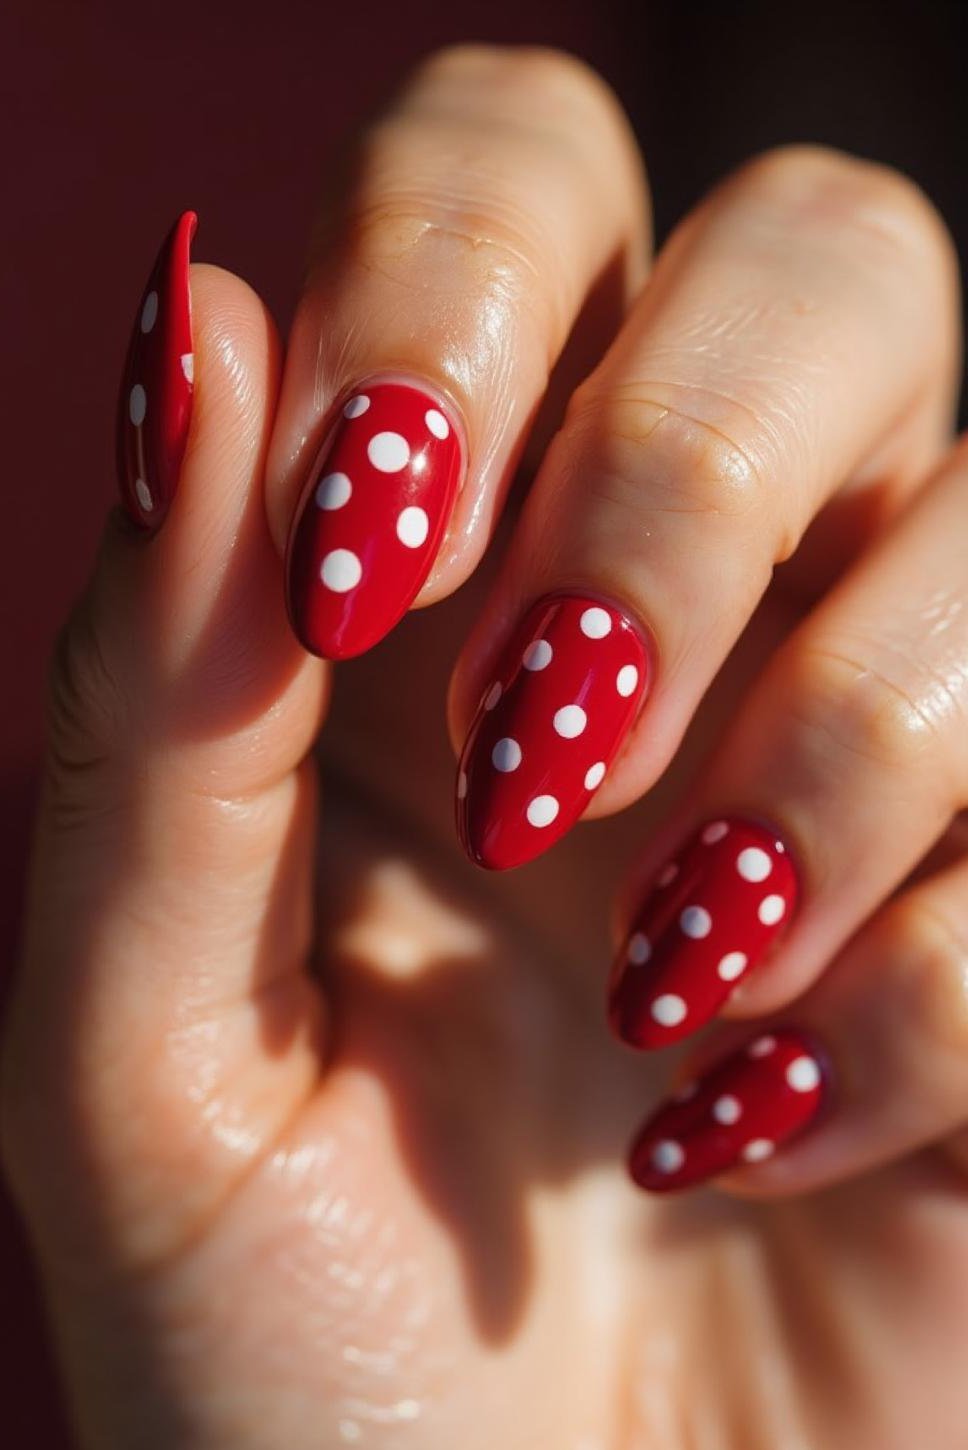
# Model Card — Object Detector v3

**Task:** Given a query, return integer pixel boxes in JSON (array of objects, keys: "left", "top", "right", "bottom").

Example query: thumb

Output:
[{"left": 2, "top": 234, "right": 328, "bottom": 1274}]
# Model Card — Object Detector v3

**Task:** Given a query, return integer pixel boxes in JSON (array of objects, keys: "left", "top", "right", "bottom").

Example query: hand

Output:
[{"left": 4, "top": 44, "right": 968, "bottom": 1449}]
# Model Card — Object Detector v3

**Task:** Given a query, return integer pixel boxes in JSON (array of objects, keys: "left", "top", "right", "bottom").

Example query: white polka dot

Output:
[
  {"left": 457, "top": 770, "right": 468, "bottom": 800},
  {"left": 749, "top": 1034, "right": 777, "bottom": 1058},
  {"left": 584, "top": 760, "right": 606, "bottom": 790},
  {"left": 702, "top": 821, "right": 729, "bottom": 844},
  {"left": 651, "top": 1139, "right": 685, "bottom": 1174},
  {"left": 651, "top": 993, "right": 687, "bottom": 1027},
  {"left": 553, "top": 704, "right": 587, "bottom": 738},
  {"left": 483, "top": 682, "right": 502, "bottom": 711},
  {"left": 523, "top": 639, "right": 552, "bottom": 671},
  {"left": 742, "top": 1138, "right": 775, "bottom": 1163},
  {"left": 758, "top": 893, "right": 786, "bottom": 926},
  {"left": 180, "top": 353, "right": 194, "bottom": 383},
  {"left": 492, "top": 737, "right": 522, "bottom": 772},
  {"left": 134, "top": 478, "right": 153, "bottom": 512},
  {"left": 737, "top": 846, "right": 772, "bottom": 882},
  {"left": 616, "top": 664, "right": 639, "bottom": 697},
  {"left": 717, "top": 950, "right": 748, "bottom": 982},
  {"left": 786, "top": 1056, "right": 821, "bottom": 1093},
  {"left": 367, "top": 431, "right": 411, "bottom": 472},
  {"left": 425, "top": 408, "right": 449, "bottom": 439},
  {"left": 680, "top": 905, "right": 712, "bottom": 938},
  {"left": 315, "top": 472, "right": 352, "bottom": 510},
  {"left": 580, "top": 606, "right": 612, "bottom": 638},
  {"left": 396, "top": 506, "right": 429, "bottom": 548},
  {"left": 128, "top": 384, "right": 146, "bottom": 426},
  {"left": 140, "top": 290, "right": 158, "bottom": 333},
  {"left": 657, "top": 862, "right": 679, "bottom": 887},
  {"left": 775, "top": 839, "right": 786, "bottom": 853},
  {"left": 713, "top": 1094, "right": 742, "bottom": 1125},
  {"left": 627, "top": 932, "right": 651, "bottom": 965},
  {"left": 320, "top": 549, "right": 362, "bottom": 592},
  {"left": 527, "top": 795, "right": 559, "bottom": 828},
  {"left": 343, "top": 394, "right": 370, "bottom": 418}
]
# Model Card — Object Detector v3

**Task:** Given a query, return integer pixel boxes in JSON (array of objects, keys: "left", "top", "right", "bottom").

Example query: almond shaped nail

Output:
[
  {"left": 285, "top": 379, "right": 464, "bottom": 659},
  {"left": 629, "top": 1027, "right": 827, "bottom": 1192},
  {"left": 609, "top": 816, "right": 799, "bottom": 1048},
  {"left": 457, "top": 594, "right": 650, "bottom": 870},
  {"left": 116, "top": 210, "right": 196, "bottom": 529}
]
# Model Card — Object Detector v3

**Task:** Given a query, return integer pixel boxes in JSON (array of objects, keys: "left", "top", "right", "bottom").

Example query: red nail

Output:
[
  {"left": 609, "top": 817, "right": 799, "bottom": 1048},
  {"left": 628, "top": 1028, "right": 827, "bottom": 1192},
  {"left": 116, "top": 211, "right": 196, "bottom": 529},
  {"left": 457, "top": 595, "right": 650, "bottom": 870},
  {"left": 285, "top": 379, "right": 464, "bottom": 659}
]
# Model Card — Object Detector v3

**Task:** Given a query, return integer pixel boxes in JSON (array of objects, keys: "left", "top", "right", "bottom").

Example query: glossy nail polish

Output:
[
  {"left": 117, "top": 211, "right": 196, "bottom": 529},
  {"left": 628, "top": 1028, "right": 827, "bottom": 1192},
  {"left": 609, "top": 817, "right": 798, "bottom": 1048},
  {"left": 457, "top": 595, "right": 650, "bottom": 870},
  {"left": 285, "top": 379, "right": 464, "bottom": 659}
]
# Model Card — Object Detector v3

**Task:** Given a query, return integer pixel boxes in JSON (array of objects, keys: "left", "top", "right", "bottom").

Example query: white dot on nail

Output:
[
  {"left": 527, "top": 795, "right": 559, "bottom": 828},
  {"left": 320, "top": 548, "right": 362, "bottom": 592},
  {"left": 584, "top": 760, "right": 606, "bottom": 790},
  {"left": 651, "top": 993, "right": 687, "bottom": 1027},
  {"left": 396, "top": 505, "right": 429, "bottom": 547},
  {"left": 616, "top": 664, "right": 639, "bottom": 697},
  {"left": 786, "top": 1056, "right": 821, "bottom": 1092},
  {"left": 651, "top": 1139, "right": 685, "bottom": 1174},
  {"left": 128, "top": 383, "right": 146, "bottom": 426},
  {"left": 702, "top": 821, "right": 729, "bottom": 844},
  {"left": 140, "top": 290, "right": 158, "bottom": 333},
  {"left": 367, "top": 430, "right": 410, "bottom": 472},
  {"left": 717, "top": 950, "right": 748, "bottom": 981},
  {"left": 749, "top": 1034, "right": 777, "bottom": 1058},
  {"left": 343, "top": 394, "right": 370, "bottom": 418},
  {"left": 491, "top": 737, "right": 522, "bottom": 772},
  {"left": 713, "top": 1094, "right": 742, "bottom": 1125},
  {"left": 758, "top": 894, "right": 786, "bottom": 926},
  {"left": 627, "top": 932, "right": 651, "bottom": 965},
  {"left": 580, "top": 606, "right": 612, "bottom": 638},
  {"left": 425, "top": 408, "right": 449, "bottom": 439},
  {"left": 134, "top": 478, "right": 153, "bottom": 512},
  {"left": 180, "top": 353, "right": 194, "bottom": 383},
  {"left": 737, "top": 846, "right": 772, "bottom": 882},
  {"left": 315, "top": 472, "right": 352, "bottom": 510},
  {"left": 742, "top": 1138, "right": 774, "bottom": 1163},
  {"left": 553, "top": 704, "right": 587, "bottom": 738},
  {"left": 680, "top": 905, "right": 712, "bottom": 938},
  {"left": 523, "top": 639, "right": 552, "bottom": 671}
]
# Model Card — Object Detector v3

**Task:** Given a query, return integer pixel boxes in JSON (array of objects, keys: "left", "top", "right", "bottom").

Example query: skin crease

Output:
[{"left": 5, "top": 45, "right": 968, "bottom": 1450}]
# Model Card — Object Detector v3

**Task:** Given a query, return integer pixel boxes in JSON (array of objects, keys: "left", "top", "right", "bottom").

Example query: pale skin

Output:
[{"left": 5, "top": 42, "right": 968, "bottom": 1448}]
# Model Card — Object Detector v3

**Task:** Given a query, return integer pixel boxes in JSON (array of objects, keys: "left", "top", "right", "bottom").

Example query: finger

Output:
[
  {"left": 452, "top": 145, "right": 959, "bottom": 868},
  {"left": 611, "top": 433, "right": 968, "bottom": 1049},
  {"left": 627, "top": 847, "right": 968, "bottom": 1196},
  {"left": 1, "top": 235, "right": 328, "bottom": 1268},
  {"left": 266, "top": 44, "right": 650, "bottom": 658}
]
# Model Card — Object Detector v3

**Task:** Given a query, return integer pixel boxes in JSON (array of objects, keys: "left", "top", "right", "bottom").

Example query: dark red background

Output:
[{"left": 4, "top": 1, "right": 968, "bottom": 1440}]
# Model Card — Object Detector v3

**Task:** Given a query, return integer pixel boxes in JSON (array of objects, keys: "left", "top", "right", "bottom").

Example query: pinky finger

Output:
[{"left": 628, "top": 845, "right": 968, "bottom": 1194}]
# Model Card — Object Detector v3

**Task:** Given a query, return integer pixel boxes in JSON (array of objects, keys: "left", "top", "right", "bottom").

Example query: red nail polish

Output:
[
  {"left": 609, "top": 817, "right": 799, "bottom": 1048},
  {"left": 628, "top": 1028, "right": 827, "bottom": 1192},
  {"left": 285, "top": 379, "right": 464, "bottom": 659},
  {"left": 116, "top": 211, "right": 196, "bottom": 529},
  {"left": 457, "top": 595, "right": 650, "bottom": 870}
]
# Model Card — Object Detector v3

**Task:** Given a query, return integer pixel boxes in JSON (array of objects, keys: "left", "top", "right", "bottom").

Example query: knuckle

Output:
[
  {"left": 879, "top": 897, "right": 968, "bottom": 1061},
  {"left": 793, "top": 643, "right": 952, "bottom": 776},
  {"left": 564, "top": 384, "right": 774, "bottom": 530},
  {"left": 45, "top": 603, "right": 126, "bottom": 787},
  {"left": 735, "top": 144, "right": 954, "bottom": 276}
]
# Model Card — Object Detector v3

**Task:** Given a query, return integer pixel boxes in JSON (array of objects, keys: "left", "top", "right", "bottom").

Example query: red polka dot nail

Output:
[
  {"left": 116, "top": 211, "right": 196, "bottom": 530},
  {"left": 457, "top": 595, "right": 650, "bottom": 870},
  {"left": 285, "top": 379, "right": 465, "bottom": 659},
  {"left": 628, "top": 1028, "right": 827, "bottom": 1192},
  {"left": 609, "top": 817, "right": 799, "bottom": 1048}
]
